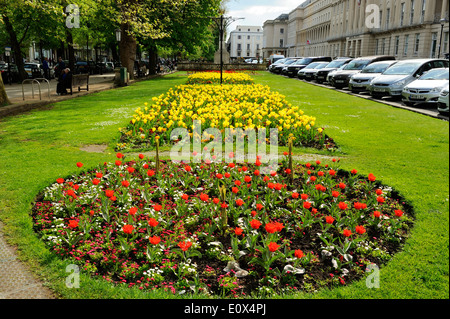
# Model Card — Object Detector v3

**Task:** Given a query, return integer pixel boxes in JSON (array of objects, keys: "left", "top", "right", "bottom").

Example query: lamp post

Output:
[
  {"left": 438, "top": 18, "right": 447, "bottom": 58},
  {"left": 209, "top": 15, "right": 244, "bottom": 84},
  {"left": 115, "top": 28, "right": 121, "bottom": 66}
]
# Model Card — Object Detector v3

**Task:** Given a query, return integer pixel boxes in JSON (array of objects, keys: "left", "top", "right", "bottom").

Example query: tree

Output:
[
  {"left": 96, "top": 0, "right": 222, "bottom": 79},
  {"left": 0, "top": 73, "right": 10, "bottom": 106}
]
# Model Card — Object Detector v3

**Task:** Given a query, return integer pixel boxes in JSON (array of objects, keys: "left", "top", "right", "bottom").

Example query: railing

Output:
[{"left": 22, "top": 78, "right": 50, "bottom": 101}]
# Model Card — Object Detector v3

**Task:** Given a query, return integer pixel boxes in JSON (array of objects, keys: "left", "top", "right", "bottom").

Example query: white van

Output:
[{"left": 269, "top": 54, "right": 285, "bottom": 65}]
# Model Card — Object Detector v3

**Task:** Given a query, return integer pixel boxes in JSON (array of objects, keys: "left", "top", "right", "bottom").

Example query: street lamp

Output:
[
  {"left": 115, "top": 28, "right": 121, "bottom": 66},
  {"left": 115, "top": 28, "right": 122, "bottom": 42},
  {"left": 209, "top": 15, "right": 244, "bottom": 84},
  {"left": 438, "top": 18, "right": 447, "bottom": 58}
]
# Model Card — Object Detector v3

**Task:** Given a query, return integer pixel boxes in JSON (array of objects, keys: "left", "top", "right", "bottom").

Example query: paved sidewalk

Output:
[{"left": 0, "top": 221, "right": 56, "bottom": 299}]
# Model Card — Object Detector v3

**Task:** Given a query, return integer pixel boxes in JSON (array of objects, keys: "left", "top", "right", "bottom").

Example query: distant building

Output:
[
  {"left": 262, "top": 14, "right": 289, "bottom": 58},
  {"left": 227, "top": 25, "right": 263, "bottom": 61},
  {"left": 263, "top": 0, "right": 449, "bottom": 60}
]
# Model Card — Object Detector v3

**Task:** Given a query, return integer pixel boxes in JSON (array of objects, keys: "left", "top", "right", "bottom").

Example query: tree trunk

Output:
[
  {"left": 0, "top": 75, "right": 11, "bottom": 106},
  {"left": 2, "top": 14, "right": 28, "bottom": 81},
  {"left": 148, "top": 45, "right": 157, "bottom": 76},
  {"left": 65, "top": 30, "right": 76, "bottom": 71},
  {"left": 119, "top": 23, "right": 137, "bottom": 80}
]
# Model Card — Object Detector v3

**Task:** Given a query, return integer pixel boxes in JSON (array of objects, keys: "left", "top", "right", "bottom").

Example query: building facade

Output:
[
  {"left": 227, "top": 25, "right": 264, "bottom": 60},
  {"left": 262, "top": 14, "right": 289, "bottom": 58},
  {"left": 263, "top": 0, "right": 449, "bottom": 60}
]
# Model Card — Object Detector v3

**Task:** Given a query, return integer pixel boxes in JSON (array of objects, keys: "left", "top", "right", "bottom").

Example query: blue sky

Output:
[{"left": 224, "top": 0, "right": 307, "bottom": 36}]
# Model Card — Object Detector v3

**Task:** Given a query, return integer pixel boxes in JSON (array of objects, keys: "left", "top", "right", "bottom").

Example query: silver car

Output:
[
  {"left": 326, "top": 64, "right": 346, "bottom": 84},
  {"left": 349, "top": 60, "right": 397, "bottom": 93},
  {"left": 297, "top": 62, "right": 327, "bottom": 80},
  {"left": 437, "top": 84, "right": 449, "bottom": 114},
  {"left": 402, "top": 68, "right": 449, "bottom": 106},
  {"left": 303, "top": 62, "right": 330, "bottom": 81},
  {"left": 369, "top": 59, "right": 449, "bottom": 99}
]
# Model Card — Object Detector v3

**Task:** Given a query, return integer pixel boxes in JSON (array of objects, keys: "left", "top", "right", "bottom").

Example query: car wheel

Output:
[{"left": 403, "top": 101, "right": 414, "bottom": 106}]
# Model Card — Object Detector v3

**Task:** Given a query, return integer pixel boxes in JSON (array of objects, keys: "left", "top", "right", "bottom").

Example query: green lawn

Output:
[{"left": 0, "top": 71, "right": 448, "bottom": 299}]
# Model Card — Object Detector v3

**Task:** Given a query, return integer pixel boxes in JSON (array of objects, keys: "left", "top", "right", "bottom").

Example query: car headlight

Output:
[
  {"left": 431, "top": 87, "right": 443, "bottom": 93},
  {"left": 391, "top": 80, "right": 406, "bottom": 88},
  {"left": 402, "top": 86, "right": 409, "bottom": 92}
]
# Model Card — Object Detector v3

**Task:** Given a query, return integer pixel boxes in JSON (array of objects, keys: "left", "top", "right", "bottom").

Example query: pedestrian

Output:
[
  {"left": 55, "top": 57, "right": 66, "bottom": 78},
  {"left": 57, "top": 68, "right": 72, "bottom": 95},
  {"left": 42, "top": 57, "right": 50, "bottom": 80}
]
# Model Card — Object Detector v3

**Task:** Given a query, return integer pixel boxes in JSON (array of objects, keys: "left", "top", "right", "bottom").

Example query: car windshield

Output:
[
  {"left": 344, "top": 60, "right": 370, "bottom": 70},
  {"left": 273, "top": 59, "right": 287, "bottom": 64},
  {"left": 294, "top": 58, "right": 312, "bottom": 65},
  {"left": 361, "top": 62, "right": 395, "bottom": 73},
  {"left": 325, "top": 60, "right": 348, "bottom": 68},
  {"left": 283, "top": 59, "right": 297, "bottom": 65},
  {"left": 314, "top": 63, "right": 329, "bottom": 69},
  {"left": 419, "top": 68, "right": 449, "bottom": 80},
  {"left": 382, "top": 62, "right": 421, "bottom": 75},
  {"left": 304, "top": 62, "right": 321, "bottom": 69}
]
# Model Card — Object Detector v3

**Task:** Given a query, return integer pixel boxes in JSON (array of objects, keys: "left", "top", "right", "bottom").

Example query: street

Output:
[{"left": 4, "top": 73, "right": 115, "bottom": 103}]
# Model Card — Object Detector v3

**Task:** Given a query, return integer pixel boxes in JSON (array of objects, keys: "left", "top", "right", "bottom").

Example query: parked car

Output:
[
  {"left": 401, "top": 68, "right": 449, "bottom": 106},
  {"left": 304, "top": 62, "right": 330, "bottom": 81},
  {"left": 297, "top": 62, "right": 329, "bottom": 80},
  {"left": 23, "top": 63, "right": 44, "bottom": 78},
  {"left": 437, "top": 85, "right": 449, "bottom": 114},
  {"left": 0, "top": 63, "right": 21, "bottom": 84},
  {"left": 315, "top": 57, "right": 353, "bottom": 83},
  {"left": 268, "top": 58, "right": 288, "bottom": 72},
  {"left": 326, "top": 64, "right": 347, "bottom": 84},
  {"left": 332, "top": 55, "right": 395, "bottom": 89},
  {"left": 273, "top": 57, "right": 300, "bottom": 75},
  {"left": 369, "top": 59, "right": 449, "bottom": 99},
  {"left": 286, "top": 56, "right": 332, "bottom": 78},
  {"left": 348, "top": 60, "right": 397, "bottom": 93}
]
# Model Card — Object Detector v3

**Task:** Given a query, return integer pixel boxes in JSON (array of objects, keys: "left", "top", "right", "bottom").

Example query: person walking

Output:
[{"left": 42, "top": 57, "right": 50, "bottom": 80}]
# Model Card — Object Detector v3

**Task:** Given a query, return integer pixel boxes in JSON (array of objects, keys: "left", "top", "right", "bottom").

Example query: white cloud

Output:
[{"left": 224, "top": 0, "right": 307, "bottom": 36}]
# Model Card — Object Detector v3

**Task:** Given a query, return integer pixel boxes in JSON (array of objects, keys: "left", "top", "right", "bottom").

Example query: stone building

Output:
[
  {"left": 227, "top": 25, "right": 264, "bottom": 60},
  {"left": 263, "top": 0, "right": 449, "bottom": 60}
]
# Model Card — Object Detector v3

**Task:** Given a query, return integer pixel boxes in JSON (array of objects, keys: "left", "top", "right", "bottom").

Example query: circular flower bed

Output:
[
  {"left": 32, "top": 153, "right": 413, "bottom": 297},
  {"left": 117, "top": 84, "right": 336, "bottom": 151}
]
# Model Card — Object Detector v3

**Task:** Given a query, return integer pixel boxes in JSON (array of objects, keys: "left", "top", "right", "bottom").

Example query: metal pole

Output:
[
  {"left": 220, "top": 15, "right": 223, "bottom": 85},
  {"left": 438, "top": 23, "right": 444, "bottom": 58}
]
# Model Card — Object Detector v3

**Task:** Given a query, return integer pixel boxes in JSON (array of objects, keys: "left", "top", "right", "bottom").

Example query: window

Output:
[
  {"left": 386, "top": 8, "right": 390, "bottom": 29},
  {"left": 375, "top": 39, "right": 379, "bottom": 55},
  {"left": 256, "top": 44, "right": 260, "bottom": 50},
  {"left": 403, "top": 35, "right": 409, "bottom": 55},
  {"left": 420, "top": 0, "right": 426, "bottom": 23},
  {"left": 430, "top": 32, "right": 437, "bottom": 58},
  {"left": 248, "top": 28, "right": 250, "bottom": 31},
  {"left": 247, "top": 35, "right": 250, "bottom": 40},
  {"left": 247, "top": 52, "right": 250, "bottom": 57},
  {"left": 382, "top": 38, "right": 386, "bottom": 54},
  {"left": 379, "top": 10, "right": 383, "bottom": 29},
  {"left": 414, "top": 33, "right": 420, "bottom": 54},
  {"left": 238, "top": 35, "right": 241, "bottom": 39},
  {"left": 237, "top": 43, "right": 241, "bottom": 50},
  {"left": 410, "top": 0, "right": 415, "bottom": 25},
  {"left": 280, "top": 28, "right": 284, "bottom": 34},
  {"left": 247, "top": 44, "right": 250, "bottom": 50},
  {"left": 280, "top": 39, "right": 284, "bottom": 47},
  {"left": 443, "top": 32, "right": 449, "bottom": 55},
  {"left": 394, "top": 36, "right": 400, "bottom": 55},
  {"left": 400, "top": 3, "right": 405, "bottom": 26}
]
